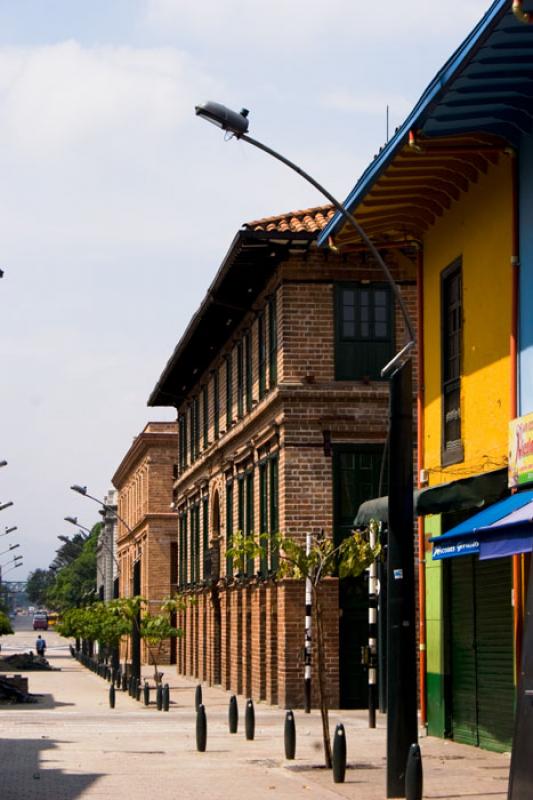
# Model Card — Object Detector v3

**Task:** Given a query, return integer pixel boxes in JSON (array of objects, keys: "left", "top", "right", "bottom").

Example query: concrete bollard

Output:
[
  {"left": 228, "top": 695, "right": 238, "bottom": 734},
  {"left": 195, "top": 684, "right": 202, "bottom": 712},
  {"left": 332, "top": 723, "right": 347, "bottom": 784},
  {"left": 245, "top": 699, "right": 255, "bottom": 741},
  {"left": 196, "top": 704, "right": 207, "bottom": 752},
  {"left": 405, "top": 743, "right": 423, "bottom": 800},
  {"left": 284, "top": 710, "right": 296, "bottom": 760},
  {"left": 143, "top": 681, "right": 150, "bottom": 706},
  {"left": 163, "top": 683, "right": 170, "bottom": 712},
  {"left": 109, "top": 684, "right": 116, "bottom": 709},
  {"left": 156, "top": 684, "right": 163, "bottom": 711}
]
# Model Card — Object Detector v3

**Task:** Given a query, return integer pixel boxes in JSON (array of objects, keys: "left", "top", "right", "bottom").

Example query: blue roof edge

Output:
[{"left": 317, "top": 0, "right": 508, "bottom": 247}]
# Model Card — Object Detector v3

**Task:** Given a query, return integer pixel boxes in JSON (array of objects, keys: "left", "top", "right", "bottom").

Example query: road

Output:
[{"left": 0, "top": 617, "right": 510, "bottom": 800}]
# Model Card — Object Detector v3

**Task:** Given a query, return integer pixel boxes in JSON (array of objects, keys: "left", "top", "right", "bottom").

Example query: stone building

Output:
[
  {"left": 148, "top": 205, "right": 417, "bottom": 707},
  {"left": 112, "top": 422, "right": 178, "bottom": 666}
]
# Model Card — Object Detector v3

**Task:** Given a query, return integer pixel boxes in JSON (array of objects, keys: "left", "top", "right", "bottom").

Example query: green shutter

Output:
[
  {"left": 246, "top": 471, "right": 254, "bottom": 577},
  {"left": 335, "top": 284, "right": 394, "bottom": 381},
  {"left": 450, "top": 557, "right": 478, "bottom": 746},
  {"left": 226, "top": 483, "right": 233, "bottom": 578},
  {"left": 269, "top": 457, "right": 279, "bottom": 572},
  {"left": 259, "top": 462, "right": 268, "bottom": 576}
]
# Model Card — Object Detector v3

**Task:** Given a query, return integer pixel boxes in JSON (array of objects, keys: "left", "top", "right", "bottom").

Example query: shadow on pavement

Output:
[{"left": 0, "top": 736, "right": 101, "bottom": 800}]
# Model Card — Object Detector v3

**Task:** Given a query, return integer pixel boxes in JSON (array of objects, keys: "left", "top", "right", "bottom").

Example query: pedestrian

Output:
[{"left": 36, "top": 635, "right": 46, "bottom": 658}]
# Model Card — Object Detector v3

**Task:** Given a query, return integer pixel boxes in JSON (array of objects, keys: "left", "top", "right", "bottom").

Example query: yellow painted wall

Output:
[{"left": 423, "top": 157, "right": 512, "bottom": 484}]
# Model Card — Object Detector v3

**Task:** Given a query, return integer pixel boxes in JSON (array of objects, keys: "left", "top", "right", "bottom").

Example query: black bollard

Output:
[
  {"left": 332, "top": 723, "right": 347, "bottom": 784},
  {"left": 115, "top": 669, "right": 121, "bottom": 689},
  {"left": 196, "top": 704, "right": 207, "bottom": 752},
  {"left": 195, "top": 684, "right": 202, "bottom": 712},
  {"left": 143, "top": 681, "right": 150, "bottom": 706},
  {"left": 156, "top": 684, "right": 163, "bottom": 711},
  {"left": 109, "top": 683, "right": 116, "bottom": 709},
  {"left": 136, "top": 679, "right": 142, "bottom": 701},
  {"left": 121, "top": 672, "right": 128, "bottom": 692},
  {"left": 163, "top": 683, "right": 170, "bottom": 712},
  {"left": 228, "top": 695, "right": 238, "bottom": 734},
  {"left": 245, "top": 699, "right": 255, "bottom": 741},
  {"left": 284, "top": 710, "right": 296, "bottom": 760},
  {"left": 405, "top": 743, "right": 423, "bottom": 800}
]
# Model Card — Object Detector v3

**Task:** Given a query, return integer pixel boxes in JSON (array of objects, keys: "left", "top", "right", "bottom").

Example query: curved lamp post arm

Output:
[
  {"left": 70, "top": 486, "right": 132, "bottom": 534},
  {"left": 64, "top": 515, "right": 120, "bottom": 572},
  {"left": 194, "top": 102, "right": 415, "bottom": 376}
]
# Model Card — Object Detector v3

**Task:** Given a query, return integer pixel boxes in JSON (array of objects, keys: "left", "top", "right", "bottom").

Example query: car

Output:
[{"left": 32, "top": 613, "right": 48, "bottom": 631}]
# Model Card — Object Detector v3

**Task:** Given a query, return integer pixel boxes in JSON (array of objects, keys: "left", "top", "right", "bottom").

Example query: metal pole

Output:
[
  {"left": 304, "top": 531, "right": 312, "bottom": 714},
  {"left": 368, "top": 522, "right": 378, "bottom": 728}
]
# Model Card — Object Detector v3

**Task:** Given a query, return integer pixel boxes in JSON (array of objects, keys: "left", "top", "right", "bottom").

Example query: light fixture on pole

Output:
[
  {"left": 0, "top": 501, "right": 13, "bottom": 512},
  {"left": 0, "top": 554, "right": 22, "bottom": 569},
  {"left": 195, "top": 102, "right": 418, "bottom": 797},
  {"left": 1, "top": 526, "right": 18, "bottom": 538},
  {"left": 0, "top": 543, "right": 20, "bottom": 557},
  {"left": 70, "top": 485, "right": 132, "bottom": 532},
  {"left": 64, "top": 515, "right": 120, "bottom": 570},
  {"left": 0, "top": 460, "right": 7, "bottom": 468},
  {"left": 2, "top": 562, "right": 22, "bottom": 576}
]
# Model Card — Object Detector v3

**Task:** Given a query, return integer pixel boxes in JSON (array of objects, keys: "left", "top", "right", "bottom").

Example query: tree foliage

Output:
[
  {"left": 45, "top": 525, "right": 100, "bottom": 611},
  {"left": 0, "top": 610, "right": 13, "bottom": 636},
  {"left": 26, "top": 568, "right": 55, "bottom": 607}
]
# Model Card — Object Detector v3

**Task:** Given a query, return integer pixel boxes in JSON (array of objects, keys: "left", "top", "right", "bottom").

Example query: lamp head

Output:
[
  {"left": 9, "top": 543, "right": 19, "bottom": 550},
  {"left": 70, "top": 485, "right": 87, "bottom": 496},
  {"left": 195, "top": 102, "right": 250, "bottom": 137},
  {"left": 64, "top": 516, "right": 78, "bottom": 525},
  {"left": 0, "top": 501, "right": 13, "bottom": 511},
  {"left": 0, "top": 460, "right": 7, "bottom": 468}
]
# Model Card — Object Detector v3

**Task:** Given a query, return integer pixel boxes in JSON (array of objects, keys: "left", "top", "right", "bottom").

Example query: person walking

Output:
[{"left": 35, "top": 635, "right": 46, "bottom": 658}]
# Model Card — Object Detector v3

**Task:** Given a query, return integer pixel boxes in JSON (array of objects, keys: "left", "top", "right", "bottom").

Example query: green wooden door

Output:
[
  {"left": 333, "top": 445, "right": 384, "bottom": 708},
  {"left": 450, "top": 556, "right": 514, "bottom": 752}
]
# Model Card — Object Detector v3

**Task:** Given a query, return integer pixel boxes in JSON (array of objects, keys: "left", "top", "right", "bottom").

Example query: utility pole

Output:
[{"left": 304, "top": 531, "right": 312, "bottom": 713}]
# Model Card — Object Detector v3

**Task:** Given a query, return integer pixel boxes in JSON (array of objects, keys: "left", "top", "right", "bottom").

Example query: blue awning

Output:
[{"left": 430, "top": 490, "right": 533, "bottom": 560}]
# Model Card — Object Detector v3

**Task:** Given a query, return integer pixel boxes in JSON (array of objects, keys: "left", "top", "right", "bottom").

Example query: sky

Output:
[{"left": 0, "top": 0, "right": 493, "bottom": 579}]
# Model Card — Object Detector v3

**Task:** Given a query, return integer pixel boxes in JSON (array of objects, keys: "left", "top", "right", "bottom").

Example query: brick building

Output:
[
  {"left": 112, "top": 422, "right": 178, "bottom": 666},
  {"left": 148, "top": 206, "right": 417, "bottom": 707}
]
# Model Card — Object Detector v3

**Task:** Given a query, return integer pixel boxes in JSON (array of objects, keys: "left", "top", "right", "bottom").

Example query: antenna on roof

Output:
[{"left": 386, "top": 105, "right": 390, "bottom": 144}]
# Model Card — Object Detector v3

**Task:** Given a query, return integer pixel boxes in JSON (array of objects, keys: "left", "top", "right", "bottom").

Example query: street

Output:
[{"left": 0, "top": 618, "right": 510, "bottom": 800}]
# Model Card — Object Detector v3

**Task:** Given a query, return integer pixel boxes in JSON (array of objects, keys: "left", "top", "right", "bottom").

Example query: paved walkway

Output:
[{"left": 0, "top": 627, "right": 510, "bottom": 799}]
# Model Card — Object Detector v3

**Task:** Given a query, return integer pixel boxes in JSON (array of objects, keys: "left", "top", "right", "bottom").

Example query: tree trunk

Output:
[{"left": 314, "top": 586, "right": 332, "bottom": 768}]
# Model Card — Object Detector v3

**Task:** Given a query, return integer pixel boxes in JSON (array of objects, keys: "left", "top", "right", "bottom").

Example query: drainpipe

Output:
[
  {"left": 416, "top": 246, "right": 427, "bottom": 727},
  {"left": 510, "top": 151, "right": 523, "bottom": 682}
]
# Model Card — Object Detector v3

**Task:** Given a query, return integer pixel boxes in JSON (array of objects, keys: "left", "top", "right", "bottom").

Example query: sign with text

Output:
[{"left": 509, "top": 413, "right": 533, "bottom": 488}]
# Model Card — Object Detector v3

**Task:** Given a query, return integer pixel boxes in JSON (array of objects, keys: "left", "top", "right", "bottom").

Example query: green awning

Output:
[{"left": 354, "top": 467, "right": 508, "bottom": 527}]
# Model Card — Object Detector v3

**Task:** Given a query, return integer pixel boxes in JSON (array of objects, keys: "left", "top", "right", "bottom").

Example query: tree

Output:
[
  {"left": 46, "top": 525, "right": 99, "bottom": 611},
  {"left": 228, "top": 524, "right": 380, "bottom": 768},
  {"left": 0, "top": 610, "right": 13, "bottom": 636},
  {"left": 26, "top": 569, "right": 55, "bottom": 607}
]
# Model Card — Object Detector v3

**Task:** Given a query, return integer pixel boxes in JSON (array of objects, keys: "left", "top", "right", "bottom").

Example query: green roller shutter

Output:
[
  {"left": 450, "top": 556, "right": 514, "bottom": 752},
  {"left": 450, "top": 557, "right": 478, "bottom": 746},
  {"left": 475, "top": 558, "right": 514, "bottom": 752}
]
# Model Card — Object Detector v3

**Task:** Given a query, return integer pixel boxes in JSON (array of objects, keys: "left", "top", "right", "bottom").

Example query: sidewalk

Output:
[{"left": 0, "top": 635, "right": 510, "bottom": 799}]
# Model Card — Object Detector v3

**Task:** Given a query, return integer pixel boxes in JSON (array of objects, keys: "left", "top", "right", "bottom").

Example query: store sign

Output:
[
  {"left": 432, "top": 538, "right": 479, "bottom": 560},
  {"left": 509, "top": 412, "right": 533, "bottom": 488}
]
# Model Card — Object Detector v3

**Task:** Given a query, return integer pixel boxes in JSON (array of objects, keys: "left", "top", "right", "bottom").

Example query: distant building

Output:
[
  {"left": 112, "top": 422, "right": 178, "bottom": 666},
  {"left": 149, "top": 206, "right": 416, "bottom": 708},
  {"left": 96, "top": 488, "right": 118, "bottom": 602}
]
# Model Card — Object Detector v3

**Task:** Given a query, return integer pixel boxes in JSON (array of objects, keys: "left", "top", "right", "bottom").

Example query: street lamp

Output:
[
  {"left": 0, "top": 460, "right": 7, "bottom": 468},
  {"left": 0, "top": 501, "right": 13, "bottom": 512},
  {"left": 70, "top": 485, "right": 131, "bottom": 533},
  {"left": 2, "top": 562, "right": 22, "bottom": 576},
  {"left": 1, "top": 554, "right": 22, "bottom": 569},
  {"left": 64, "top": 516, "right": 120, "bottom": 570},
  {"left": 1, "top": 526, "right": 18, "bottom": 538},
  {"left": 0, "top": 543, "right": 19, "bottom": 557},
  {"left": 196, "top": 102, "right": 418, "bottom": 796}
]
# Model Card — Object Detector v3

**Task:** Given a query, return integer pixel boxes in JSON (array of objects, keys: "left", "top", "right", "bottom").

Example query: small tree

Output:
[
  {"left": 228, "top": 523, "right": 380, "bottom": 768},
  {"left": 0, "top": 610, "right": 13, "bottom": 637},
  {"left": 140, "top": 596, "right": 184, "bottom": 685}
]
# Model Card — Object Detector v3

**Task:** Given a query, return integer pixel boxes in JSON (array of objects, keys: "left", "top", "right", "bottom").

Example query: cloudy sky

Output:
[{"left": 0, "top": 0, "right": 491, "bottom": 579}]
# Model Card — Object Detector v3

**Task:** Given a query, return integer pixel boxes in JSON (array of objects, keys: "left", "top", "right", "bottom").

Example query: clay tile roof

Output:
[{"left": 244, "top": 204, "right": 335, "bottom": 235}]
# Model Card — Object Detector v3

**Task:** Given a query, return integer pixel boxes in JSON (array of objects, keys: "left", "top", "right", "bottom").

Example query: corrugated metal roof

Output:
[{"left": 319, "top": 0, "right": 532, "bottom": 244}]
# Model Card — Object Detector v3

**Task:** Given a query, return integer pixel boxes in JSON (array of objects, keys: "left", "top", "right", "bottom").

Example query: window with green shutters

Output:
[
  {"left": 269, "top": 456, "right": 279, "bottom": 571},
  {"left": 179, "top": 512, "right": 188, "bottom": 588},
  {"left": 226, "top": 353, "right": 233, "bottom": 429},
  {"left": 202, "top": 385, "right": 208, "bottom": 450},
  {"left": 258, "top": 312, "right": 266, "bottom": 400},
  {"left": 213, "top": 368, "right": 220, "bottom": 439},
  {"left": 237, "top": 341, "right": 244, "bottom": 419},
  {"left": 441, "top": 259, "right": 463, "bottom": 465},
  {"left": 268, "top": 295, "right": 278, "bottom": 388},
  {"left": 226, "top": 481, "right": 233, "bottom": 578},
  {"left": 178, "top": 414, "right": 187, "bottom": 473},
  {"left": 237, "top": 476, "right": 245, "bottom": 575},
  {"left": 259, "top": 462, "right": 268, "bottom": 576},
  {"left": 244, "top": 331, "right": 252, "bottom": 412},
  {"left": 190, "top": 506, "right": 195, "bottom": 585},
  {"left": 335, "top": 283, "right": 393, "bottom": 381},
  {"left": 202, "top": 496, "right": 209, "bottom": 578},
  {"left": 246, "top": 470, "right": 254, "bottom": 577}
]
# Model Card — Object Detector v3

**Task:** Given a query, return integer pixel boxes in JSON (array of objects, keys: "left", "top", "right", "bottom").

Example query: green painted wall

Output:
[{"left": 425, "top": 515, "right": 447, "bottom": 738}]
